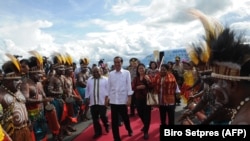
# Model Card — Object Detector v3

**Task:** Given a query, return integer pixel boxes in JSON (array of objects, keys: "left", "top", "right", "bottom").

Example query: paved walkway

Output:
[{"left": 47, "top": 101, "right": 186, "bottom": 141}]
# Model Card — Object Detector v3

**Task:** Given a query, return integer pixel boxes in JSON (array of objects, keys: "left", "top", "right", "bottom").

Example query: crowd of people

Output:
[
  {"left": 0, "top": 49, "right": 184, "bottom": 141},
  {"left": 1, "top": 9, "right": 250, "bottom": 141}
]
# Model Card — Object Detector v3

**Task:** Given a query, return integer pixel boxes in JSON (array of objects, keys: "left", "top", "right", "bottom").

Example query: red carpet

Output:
[{"left": 73, "top": 108, "right": 161, "bottom": 141}]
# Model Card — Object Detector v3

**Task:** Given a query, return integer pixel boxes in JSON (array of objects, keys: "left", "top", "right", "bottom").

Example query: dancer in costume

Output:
[
  {"left": 0, "top": 124, "right": 12, "bottom": 141},
  {"left": 20, "top": 51, "right": 54, "bottom": 141},
  {"left": 47, "top": 53, "right": 69, "bottom": 140},
  {"left": 179, "top": 9, "right": 245, "bottom": 125},
  {"left": 194, "top": 15, "right": 250, "bottom": 125},
  {"left": 63, "top": 53, "right": 82, "bottom": 132},
  {"left": 180, "top": 61, "right": 198, "bottom": 105},
  {"left": 178, "top": 42, "right": 215, "bottom": 124},
  {"left": 76, "top": 58, "right": 91, "bottom": 121},
  {"left": 0, "top": 54, "right": 32, "bottom": 141}
]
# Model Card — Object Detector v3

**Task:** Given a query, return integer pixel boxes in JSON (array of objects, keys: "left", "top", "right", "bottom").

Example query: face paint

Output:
[
  {"left": 211, "top": 83, "right": 229, "bottom": 105},
  {"left": 13, "top": 79, "right": 22, "bottom": 89}
]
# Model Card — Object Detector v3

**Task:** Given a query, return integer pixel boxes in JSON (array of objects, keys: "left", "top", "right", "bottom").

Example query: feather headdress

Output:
[
  {"left": 1, "top": 53, "right": 22, "bottom": 79},
  {"left": 65, "top": 53, "right": 73, "bottom": 66},
  {"left": 28, "top": 50, "right": 44, "bottom": 72},
  {"left": 189, "top": 9, "right": 250, "bottom": 81},
  {"left": 5, "top": 53, "right": 21, "bottom": 72},
  {"left": 59, "top": 53, "right": 66, "bottom": 65},
  {"left": 187, "top": 9, "right": 223, "bottom": 73},
  {"left": 209, "top": 28, "right": 250, "bottom": 81},
  {"left": 64, "top": 53, "right": 73, "bottom": 70},
  {"left": 80, "top": 57, "right": 89, "bottom": 65},
  {"left": 52, "top": 52, "right": 65, "bottom": 69}
]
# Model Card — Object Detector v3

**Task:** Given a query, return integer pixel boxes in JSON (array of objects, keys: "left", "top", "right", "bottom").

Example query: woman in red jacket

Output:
[{"left": 155, "top": 64, "right": 177, "bottom": 125}]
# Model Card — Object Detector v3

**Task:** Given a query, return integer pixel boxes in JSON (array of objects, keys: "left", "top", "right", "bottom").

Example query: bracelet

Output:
[{"left": 189, "top": 110, "right": 194, "bottom": 115}]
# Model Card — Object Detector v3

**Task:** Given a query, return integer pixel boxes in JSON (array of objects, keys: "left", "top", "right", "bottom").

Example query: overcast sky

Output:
[{"left": 0, "top": 0, "right": 250, "bottom": 67}]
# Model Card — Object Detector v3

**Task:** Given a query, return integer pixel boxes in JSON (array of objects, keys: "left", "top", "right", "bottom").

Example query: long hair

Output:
[{"left": 136, "top": 63, "right": 146, "bottom": 77}]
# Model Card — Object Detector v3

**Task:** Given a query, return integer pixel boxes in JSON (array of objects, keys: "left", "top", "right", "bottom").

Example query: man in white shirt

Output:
[
  {"left": 85, "top": 66, "right": 110, "bottom": 139},
  {"left": 107, "top": 56, "right": 134, "bottom": 141}
]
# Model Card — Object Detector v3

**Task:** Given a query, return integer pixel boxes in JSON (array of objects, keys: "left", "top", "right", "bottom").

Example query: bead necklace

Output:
[
  {"left": 0, "top": 85, "right": 22, "bottom": 102},
  {"left": 229, "top": 96, "right": 250, "bottom": 125}
]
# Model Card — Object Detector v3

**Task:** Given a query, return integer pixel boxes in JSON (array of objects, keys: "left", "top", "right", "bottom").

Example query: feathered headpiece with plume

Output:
[
  {"left": 1, "top": 53, "right": 22, "bottom": 79},
  {"left": 189, "top": 9, "right": 250, "bottom": 81},
  {"left": 187, "top": 9, "right": 224, "bottom": 72},
  {"left": 52, "top": 52, "right": 65, "bottom": 69},
  {"left": 80, "top": 57, "right": 89, "bottom": 65},
  {"left": 28, "top": 50, "right": 44, "bottom": 72},
  {"left": 5, "top": 53, "right": 21, "bottom": 72},
  {"left": 65, "top": 53, "right": 73, "bottom": 70}
]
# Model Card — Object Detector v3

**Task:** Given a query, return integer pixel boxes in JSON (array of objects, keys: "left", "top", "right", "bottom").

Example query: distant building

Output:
[{"left": 141, "top": 48, "right": 189, "bottom": 66}]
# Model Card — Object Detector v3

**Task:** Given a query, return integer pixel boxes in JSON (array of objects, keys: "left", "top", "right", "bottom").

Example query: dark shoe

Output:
[
  {"left": 105, "top": 125, "right": 110, "bottom": 133},
  {"left": 57, "top": 135, "right": 63, "bottom": 141},
  {"left": 93, "top": 133, "right": 102, "bottom": 139},
  {"left": 128, "top": 130, "right": 133, "bottom": 136},
  {"left": 81, "top": 114, "right": 90, "bottom": 121},
  {"left": 118, "top": 122, "right": 123, "bottom": 126},
  {"left": 67, "top": 125, "right": 77, "bottom": 132},
  {"left": 144, "top": 133, "right": 149, "bottom": 140},
  {"left": 63, "top": 129, "right": 72, "bottom": 136},
  {"left": 53, "top": 134, "right": 63, "bottom": 141},
  {"left": 141, "top": 127, "right": 144, "bottom": 132}
]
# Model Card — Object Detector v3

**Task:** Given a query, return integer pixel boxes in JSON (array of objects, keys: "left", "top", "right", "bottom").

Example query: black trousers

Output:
[
  {"left": 130, "top": 93, "right": 136, "bottom": 115},
  {"left": 110, "top": 104, "right": 132, "bottom": 141},
  {"left": 159, "top": 105, "right": 176, "bottom": 125},
  {"left": 90, "top": 105, "right": 109, "bottom": 135},
  {"left": 135, "top": 99, "right": 151, "bottom": 133}
]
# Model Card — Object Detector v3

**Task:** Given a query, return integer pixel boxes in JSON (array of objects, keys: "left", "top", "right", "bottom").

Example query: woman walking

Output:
[{"left": 132, "top": 63, "right": 152, "bottom": 139}]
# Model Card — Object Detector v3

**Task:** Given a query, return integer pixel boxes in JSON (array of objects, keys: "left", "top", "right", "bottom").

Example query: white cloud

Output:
[{"left": 0, "top": 0, "right": 249, "bottom": 68}]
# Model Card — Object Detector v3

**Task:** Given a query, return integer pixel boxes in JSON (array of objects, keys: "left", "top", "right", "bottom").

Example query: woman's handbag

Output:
[{"left": 146, "top": 91, "right": 159, "bottom": 106}]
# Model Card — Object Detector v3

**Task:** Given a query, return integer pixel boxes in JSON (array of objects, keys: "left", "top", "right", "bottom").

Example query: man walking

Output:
[
  {"left": 107, "top": 56, "right": 133, "bottom": 141},
  {"left": 85, "top": 66, "right": 110, "bottom": 139}
]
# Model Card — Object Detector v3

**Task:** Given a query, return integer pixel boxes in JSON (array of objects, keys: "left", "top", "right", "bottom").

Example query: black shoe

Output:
[
  {"left": 118, "top": 122, "right": 123, "bottom": 126},
  {"left": 53, "top": 134, "right": 63, "bottom": 141},
  {"left": 141, "top": 127, "right": 144, "bottom": 132},
  {"left": 67, "top": 125, "right": 77, "bottom": 132},
  {"left": 93, "top": 133, "right": 102, "bottom": 139},
  {"left": 63, "top": 129, "right": 72, "bottom": 136},
  {"left": 128, "top": 130, "right": 133, "bottom": 136},
  {"left": 105, "top": 125, "right": 110, "bottom": 133},
  {"left": 144, "top": 133, "right": 149, "bottom": 140}
]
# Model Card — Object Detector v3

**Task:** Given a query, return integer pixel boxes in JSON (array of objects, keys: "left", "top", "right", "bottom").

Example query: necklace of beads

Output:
[
  {"left": 0, "top": 85, "right": 23, "bottom": 102},
  {"left": 229, "top": 96, "right": 250, "bottom": 125}
]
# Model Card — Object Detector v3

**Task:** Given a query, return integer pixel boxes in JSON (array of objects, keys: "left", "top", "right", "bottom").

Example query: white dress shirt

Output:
[
  {"left": 85, "top": 76, "right": 108, "bottom": 106},
  {"left": 108, "top": 69, "right": 134, "bottom": 104}
]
